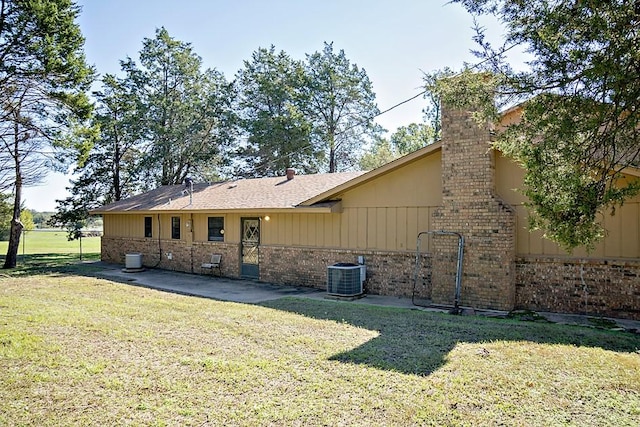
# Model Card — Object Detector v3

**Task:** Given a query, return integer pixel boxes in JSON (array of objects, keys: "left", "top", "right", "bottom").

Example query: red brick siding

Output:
[
  {"left": 516, "top": 256, "right": 640, "bottom": 320},
  {"left": 260, "top": 246, "right": 431, "bottom": 298},
  {"left": 101, "top": 237, "right": 240, "bottom": 276},
  {"left": 101, "top": 237, "right": 430, "bottom": 299}
]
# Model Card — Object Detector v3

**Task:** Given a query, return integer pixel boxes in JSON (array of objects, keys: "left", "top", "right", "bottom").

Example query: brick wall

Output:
[
  {"left": 101, "top": 237, "right": 239, "bottom": 276},
  {"left": 516, "top": 256, "right": 640, "bottom": 320},
  {"left": 102, "top": 237, "right": 430, "bottom": 299},
  {"left": 260, "top": 246, "right": 431, "bottom": 298},
  {"left": 432, "top": 106, "right": 516, "bottom": 310},
  {"left": 192, "top": 241, "right": 240, "bottom": 277}
]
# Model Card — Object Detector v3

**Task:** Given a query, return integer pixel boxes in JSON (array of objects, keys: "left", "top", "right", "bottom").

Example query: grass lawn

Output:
[
  {"left": 0, "top": 230, "right": 100, "bottom": 268},
  {"left": 1, "top": 262, "right": 639, "bottom": 426}
]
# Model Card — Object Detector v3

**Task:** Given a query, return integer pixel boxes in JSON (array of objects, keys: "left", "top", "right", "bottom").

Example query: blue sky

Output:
[{"left": 25, "top": 0, "right": 507, "bottom": 211}]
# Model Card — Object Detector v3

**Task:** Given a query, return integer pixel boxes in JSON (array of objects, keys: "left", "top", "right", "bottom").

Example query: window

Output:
[
  {"left": 144, "top": 216, "right": 152, "bottom": 238},
  {"left": 171, "top": 217, "right": 181, "bottom": 239},
  {"left": 208, "top": 217, "right": 224, "bottom": 241}
]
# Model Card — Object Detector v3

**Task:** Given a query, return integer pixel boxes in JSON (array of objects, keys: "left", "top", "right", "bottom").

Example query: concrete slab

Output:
[{"left": 94, "top": 263, "right": 325, "bottom": 304}]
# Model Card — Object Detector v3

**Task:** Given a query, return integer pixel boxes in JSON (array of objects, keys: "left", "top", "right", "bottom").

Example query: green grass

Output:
[
  {"left": 1, "top": 268, "right": 639, "bottom": 426},
  {"left": 0, "top": 229, "right": 101, "bottom": 255},
  {"left": 0, "top": 230, "right": 100, "bottom": 268}
]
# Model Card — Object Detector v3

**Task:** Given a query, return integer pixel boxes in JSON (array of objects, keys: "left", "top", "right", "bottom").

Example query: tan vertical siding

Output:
[
  {"left": 226, "top": 213, "right": 240, "bottom": 244},
  {"left": 366, "top": 208, "right": 378, "bottom": 249},
  {"left": 396, "top": 207, "right": 408, "bottom": 251},
  {"left": 340, "top": 209, "right": 349, "bottom": 248},
  {"left": 288, "top": 215, "right": 296, "bottom": 245},
  {"left": 497, "top": 151, "right": 640, "bottom": 258},
  {"left": 621, "top": 203, "right": 639, "bottom": 256},
  {"left": 386, "top": 208, "right": 397, "bottom": 250},
  {"left": 284, "top": 213, "right": 293, "bottom": 246},
  {"left": 103, "top": 214, "right": 146, "bottom": 238},
  {"left": 306, "top": 215, "right": 317, "bottom": 247},
  {"left": 192, "top": 214, "right": 205, "bottom": 241},
  {"left": 341, "top": 153, "right": 442, "bottom": 208},
  {"left": 375, "top": 208, "right": 387, "bottom": 249},
  {"left": 356, "top": 208, "right": 367, "bottom": 249}
]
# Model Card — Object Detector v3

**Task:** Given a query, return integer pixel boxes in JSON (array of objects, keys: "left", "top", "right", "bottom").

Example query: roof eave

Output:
[{"left": 92, "top": 203, "right": 342, "bottom": 215}]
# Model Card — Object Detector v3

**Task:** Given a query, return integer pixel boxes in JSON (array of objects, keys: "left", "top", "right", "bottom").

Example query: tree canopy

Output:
[
  {"left": 303, "top": 42, "right": 383, "bottom": 172},
  {"left": 235, "top": 46, "right": 316, "bottom": 177},
  {"left": 434, "top": 0, "right": 640, "bottom": 251},
  {"left": 125, "top": 28, "right": 236, "bottom": 186},
  {"left": 235, "top": 42, "right": 382, "bottom": 174},
  {"left": 51, "top": 28, "right": 239, "bottom": 237}
]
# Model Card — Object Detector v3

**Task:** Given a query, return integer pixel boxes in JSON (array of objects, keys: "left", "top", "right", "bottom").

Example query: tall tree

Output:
[
  {"left": 90, "top": 74, "right": 146, "bottom": 202},
  {"left": 124, "top": 27, "right": 236, "bottom": 186},
  {"left": 50, "top": 73, "right": 144, "bottom": 237},
  {"left": 53, "top": 29, "right": 237, "bottom": 237},
  {"left": 436, "top": 0, "right": 640, "bottom": 251},
  {"left": 302, "top": 42, "right": 382, "bottom": 172},
  {"left": 0, "top": 0, "right": 93, "bottom": 268},
  {"left": 235, "top": 46, "right": 316, "bottom": 177}
]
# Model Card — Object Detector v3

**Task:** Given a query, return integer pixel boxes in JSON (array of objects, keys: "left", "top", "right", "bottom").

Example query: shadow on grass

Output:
[
  {"left": 0, "top": 253, "right": 102, "bottom": 277},
  {"left": 260, "top": 298, "right": 640, "bottom": 376}
]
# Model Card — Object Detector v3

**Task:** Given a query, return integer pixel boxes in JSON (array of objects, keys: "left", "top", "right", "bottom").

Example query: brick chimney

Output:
[
  {"left": 286, "top": 168, "right": 295, "bottom": 180},
  {"left": 431, "top": 104, "right": 516, "bottom": 311}
]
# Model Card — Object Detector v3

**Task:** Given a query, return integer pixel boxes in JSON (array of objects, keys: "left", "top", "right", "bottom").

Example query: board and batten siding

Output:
[
  {"left": 103, "top": 213, "right": 149, "bottom": 238},
  {"left": 495, "top": 152, "right": 640, "bottom": 259},
  {"left": 260, "top": 151, "right": 442, "bottom": 252},
  {"left": 339, "top": 151, "right": 441, "bottom": 252}
]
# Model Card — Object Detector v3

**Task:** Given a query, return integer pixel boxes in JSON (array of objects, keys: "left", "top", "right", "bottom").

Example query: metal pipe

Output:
[{"left": 412, "top": 230, "right": 465, "bottom": 310}]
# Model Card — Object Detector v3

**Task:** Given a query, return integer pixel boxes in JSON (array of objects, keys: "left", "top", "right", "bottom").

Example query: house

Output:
[{"left": 92, "top": 105, "right": 640, "bottom": 320}]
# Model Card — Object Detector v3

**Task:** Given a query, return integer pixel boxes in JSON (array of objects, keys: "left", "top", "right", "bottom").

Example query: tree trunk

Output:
[
  {"left": 328, "top": 131, "right": 337, "bottom": 173},
  {"left": 3, "top": 178, "right": 23, "bottom": 269},
  {"left": 113, "top": 121, "right": 122, "bottom": 201},
  {"left": 328, "top": 122, "right": 337, "bottom": 173},
  {"left": 4, "top": 119, "right": 24, "bottom": 269},
  {"left": 329, "top": 146, "right": 336, "bottom": 173}
]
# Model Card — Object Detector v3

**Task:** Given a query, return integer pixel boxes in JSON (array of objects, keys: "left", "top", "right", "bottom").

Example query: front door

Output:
[{"left": 241, "top": 217, "right": 260, "bottom": 278}]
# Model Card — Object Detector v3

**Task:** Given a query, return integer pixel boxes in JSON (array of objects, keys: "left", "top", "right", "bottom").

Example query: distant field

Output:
[{"left": 0, "top": 230, "right": 100, "bottom": 259}]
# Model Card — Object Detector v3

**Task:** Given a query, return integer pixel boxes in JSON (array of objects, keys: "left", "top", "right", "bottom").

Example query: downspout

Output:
[
  {"left": 152, "top": 213, "right": 162, "bottom": 268},
  {"left": 190, "top": 213, "right": 194, "bottom": 273}
]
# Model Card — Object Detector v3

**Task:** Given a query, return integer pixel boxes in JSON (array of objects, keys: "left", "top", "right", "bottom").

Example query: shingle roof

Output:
[{"left": 92, "top": 171, "right": 365, "bottom": 213}]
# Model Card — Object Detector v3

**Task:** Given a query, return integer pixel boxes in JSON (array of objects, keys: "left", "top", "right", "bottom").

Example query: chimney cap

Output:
[{"left": 286, "top": 168, "right": 295, "bottom": 180}]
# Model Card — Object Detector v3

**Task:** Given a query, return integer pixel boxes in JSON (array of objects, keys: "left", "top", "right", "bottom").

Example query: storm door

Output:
[{"left": 240, "top": 218, "right": 260, "bottom": 278}]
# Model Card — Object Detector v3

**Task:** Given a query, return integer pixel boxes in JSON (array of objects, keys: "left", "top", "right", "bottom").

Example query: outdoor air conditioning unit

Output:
[
  {"left": 327, "top": 263, "right": 365, "bottom": 297},
  {"left": 125, "top": 253, "right": 143, "bottom": 269}
]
